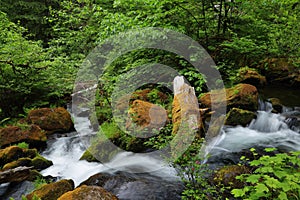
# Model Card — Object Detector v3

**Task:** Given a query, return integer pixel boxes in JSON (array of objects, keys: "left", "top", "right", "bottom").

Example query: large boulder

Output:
[
  {"left": 200, "top": 84, "right": 259, "bottom": 111},
  {"left": 58, "top": 185, "right": 118, "bottom": 200},
  {"left": 26, "top": 179, "right": 74, "bottom": 200},
  {"left": 258, "top": 58, "right": 300, "bottom": 87},
  {"left": 127, "top": 100, "right": 168, "bottom": 135},
  {"left": 80, "top": 171, "right": 183, "bottom": 200},
  {"left": 0, "top": 125, "right": 47, "bottom": 148},
  {"left": 26, "top": 107, "right": 73, "bottom": 134},
  {"left": 225, "top": 108, "right": 256, "bottom": 126}
]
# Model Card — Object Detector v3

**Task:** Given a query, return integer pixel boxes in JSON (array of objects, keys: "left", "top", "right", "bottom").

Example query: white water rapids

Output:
[
  {"left": 202, "top": 101, "right": 300, "bottom": 161},
  {"left": 40, "top": 114, "right": 178, "bottom": 187}
]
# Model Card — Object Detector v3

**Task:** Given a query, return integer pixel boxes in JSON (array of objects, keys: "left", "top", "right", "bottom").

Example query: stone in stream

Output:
[
  {"left": 26, "top": 179, "right": 74, "bottom": 200},
  {"left": 58, "top": 185, "right": 118, "bottom": 200},
  {"left": 80, "top": 171, "right": 183, "bottom": 200},
  {"left": 25, "top": 107, "right": 74, "bottom": 134},
  {"left": 225, "top": 108, "right": 257, "bottom": 127},
  {"left": 200, "top": 83, "right": 259, "bottom": 112}
]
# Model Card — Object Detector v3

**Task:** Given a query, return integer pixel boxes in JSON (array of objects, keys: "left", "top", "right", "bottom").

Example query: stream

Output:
[
  {"left": 2, "top": 96, "right": 299, "bottom": 199},
  {"left": 38, "top": 98, "right": 300, "bottom": 199}
]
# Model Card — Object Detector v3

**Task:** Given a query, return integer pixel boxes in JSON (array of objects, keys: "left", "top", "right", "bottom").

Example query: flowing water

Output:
[
  {"left": 203, "top": 100, "right": 300, "bottom": 165},
  {"left": 3, "top": 97, "right": 298, "bottom": 199},
  {"left": 40, "top": 112, "right": 182, "bottom": 199}
]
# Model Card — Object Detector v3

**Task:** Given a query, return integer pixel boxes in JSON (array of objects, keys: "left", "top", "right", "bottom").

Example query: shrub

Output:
[{"left": 232, "top": 148, "right": 300, "bottom": 200}]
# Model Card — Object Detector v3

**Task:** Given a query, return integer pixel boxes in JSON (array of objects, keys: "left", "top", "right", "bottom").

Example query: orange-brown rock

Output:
[
  {"left": 0, "top": 125, "right": 47, "bottom": 148},
  {"left": 26, "top": 179, "right": 74, "bottom": 200},
  {"left": 26, "top": 107, "right": 73, "bottom": 134},
  {"left": 200, "top": 84, "right": 259, "bottom": 111},
  {"left": 58, "top": 185, "right": 118, "bottom": 200},
  {"left": 127, "top": 100, "right": 168, "bottom": 133}
]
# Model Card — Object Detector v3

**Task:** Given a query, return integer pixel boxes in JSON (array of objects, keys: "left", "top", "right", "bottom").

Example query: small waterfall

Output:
[
  {"left": 203, "top": 102, "right": 300, "bottom": 163},
  {"left": 40, "top": 111, "right": 179, "bottom": 190}
]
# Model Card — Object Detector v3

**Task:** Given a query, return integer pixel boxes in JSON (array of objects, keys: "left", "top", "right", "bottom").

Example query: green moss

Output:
[{"left": 225, "top": 108, "right": 256, "bottom": 126}]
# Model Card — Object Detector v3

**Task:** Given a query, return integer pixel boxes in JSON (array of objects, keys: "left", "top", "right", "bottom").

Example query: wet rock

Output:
[
  {"left": 258, "top": 58, "right": 300, "bottom": 87},
  {"left": 200, "top": 83, "right": 259, "bottom": 111},
  {"left": 236, "top": 67, "right": 266, "bottom": 87},
  {"left": 0, "top": 166, "right": 35, "bottom": 184},
  {"left": 0, "top": 125, "right": 47, "bottom": 148},
  {"left": 58, "top": 185, "right": 118, "bottom": 200},
  {"left": 225, "top": 108, "right": 256, "bottom": 126},
  {"left": 0, "top": 181, "right": 34, "bottom": 200},
  {"left": 268, "top": 98, "right": 283, "bottom": 113},
  {"left": 81, "top": 171, "right": 183, "bottom": 200},
  {"left": 26, "top": 107, "right": 74, "bottom": 134},
  {"left": 26, "top": 179, "right": 74, "bottom": 200}
]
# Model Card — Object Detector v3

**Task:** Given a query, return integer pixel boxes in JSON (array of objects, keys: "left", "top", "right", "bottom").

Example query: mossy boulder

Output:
[
  {"left": 0, "top": 125, "right": 47, "bottom": 148},
  {"left": 26, "top": 179, "right": 74, "bottom": 200},
  {"left": 258, "top": 58, "right": 300, "bottom": 87},
  {"left": 268, "top": 98, "right": 283, "bottom": 113},
  {"left": 235, "top": 67, "right": 266, "bottom": 87},
  {"left": 200, "top": 84, "right": 259, "bottom": 111},
  {"left": 0, "top": 145, "right": 52, "bottom": 170},
  {"left": 127, "top": 100, "right": 168, "bottom": 134},
  {"left": 58, "top": 185, "right": 118, "bottom": 200},
  {"left": 26, "top": 107, "right": 73, "bottom": 134},
  {"left": 225, "top": 108, "right": 257, "bottom": 126},
  {"left": 0, "top": 146, "right": 37, "bottom": 167},
  {"left": 213, "top": 165, "right": 250, "bottom": 188}
]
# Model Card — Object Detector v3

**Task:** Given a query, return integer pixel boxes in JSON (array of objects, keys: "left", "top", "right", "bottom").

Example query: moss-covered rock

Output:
[
  {"left": 268, "top": 98, "right": 283, "bottom": 113},
  {"left": 0, "top": 125, "right": 47, "bottom": 148},
  {"left": 200, "top": 83, "right": 259, "bottom": 111},
  {"left": 0, "top": 146, "right": 37, "bottom": 167},
  {"left": 26, "top": 179, "right": 74, "bottom": 200},
  {"left": 225, "top": 108, "right": 256, "bottom": 126},
  {"left": 258, "top": 58, "right": 300, "bottom": 87},
  {"left": 0, "top": 146, "right": 52, "bottom": 171},
  {"left": 213, "top": 165, "right": 250, "bottom": 188},
  {"left": 235, "top": 67, "right": 266, "bottom": 87},
  {"left": 127, "top": 100, "right": 168, "bottom": 134},
  {"left": 26, "top": 107, "right": 73, "bottom": 134},
  {"left": 58, "top": 185, "right": 118, "bottom": 200}
]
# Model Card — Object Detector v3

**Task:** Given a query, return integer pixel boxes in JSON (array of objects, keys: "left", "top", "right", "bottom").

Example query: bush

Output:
[{"left": 232, "top": 148, "right": 300, "bottom": 200}]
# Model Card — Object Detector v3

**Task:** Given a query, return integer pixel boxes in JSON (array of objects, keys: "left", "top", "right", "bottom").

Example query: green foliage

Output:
[
  {"left": 16, "top": 142, "right": 29, "bottom": 149},
  {"left": 176, "top": 139, "right": 220, "bottom": 200},
  {"left": 144, "top": 123, "right": 173, "bottom": 150},
  {"left": 0, "top": 0, "right": 59, "bottom": 44},
  {"left": 232, "top": 148, "right": 300, "bottom": 200},
  {"left": 33, "top": 176, "right": 48, "bottom": 190}
]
